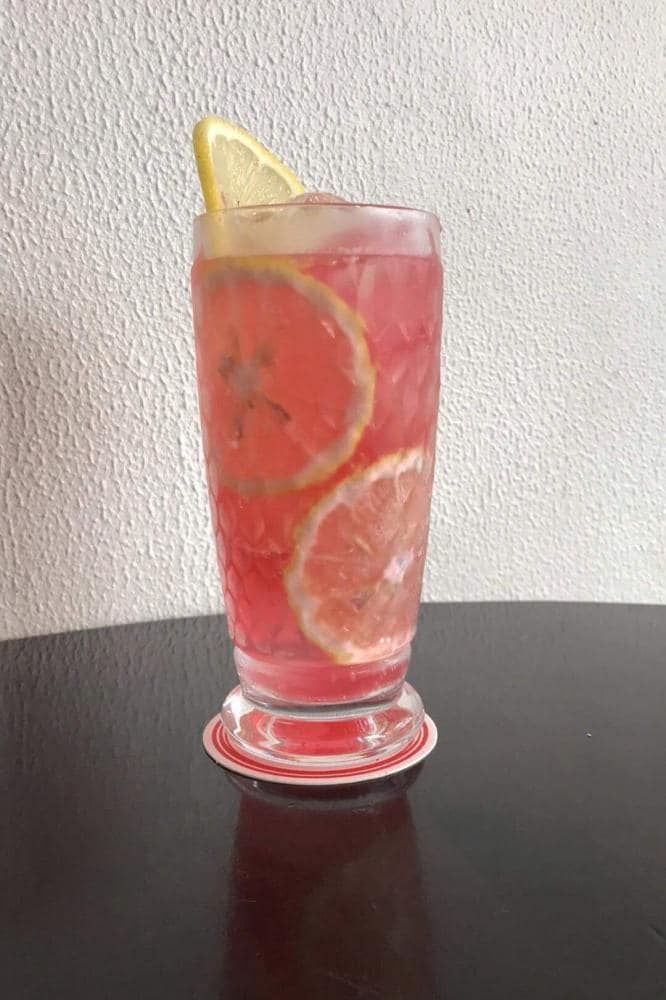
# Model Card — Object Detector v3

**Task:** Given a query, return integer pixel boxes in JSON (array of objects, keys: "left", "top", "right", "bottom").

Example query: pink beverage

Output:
[{"left": 192, "top": 203, "right": 442, "bottom": 766}]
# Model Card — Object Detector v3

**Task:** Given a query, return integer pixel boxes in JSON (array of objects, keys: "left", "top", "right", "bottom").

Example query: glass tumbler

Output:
[{"left": 191, "top": 202, "right": 442, "bottom": 773}]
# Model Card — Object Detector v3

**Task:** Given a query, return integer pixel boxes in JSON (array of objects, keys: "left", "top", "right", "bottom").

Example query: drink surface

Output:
[{"left": 192, "top": 246, "right": 442, "bottom": 703}]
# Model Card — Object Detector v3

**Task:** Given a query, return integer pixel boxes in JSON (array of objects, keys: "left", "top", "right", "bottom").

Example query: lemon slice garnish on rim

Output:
[{"left": 192, "top": 116, "right": 304, "bottom": 213}]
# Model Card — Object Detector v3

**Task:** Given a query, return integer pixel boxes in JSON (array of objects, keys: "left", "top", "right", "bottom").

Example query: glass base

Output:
[{"left": 220, "top": 681, "right": 425, "bottom": 772}]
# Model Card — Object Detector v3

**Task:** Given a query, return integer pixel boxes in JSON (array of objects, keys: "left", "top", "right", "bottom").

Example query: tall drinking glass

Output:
[{"left": 191, "top": 202, "right": 442, "bottom": 773}]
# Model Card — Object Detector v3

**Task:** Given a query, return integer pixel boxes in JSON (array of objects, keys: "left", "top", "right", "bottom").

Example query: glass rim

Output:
[{"left": 193, "top": 201, "right": 441, "bottom": 229}]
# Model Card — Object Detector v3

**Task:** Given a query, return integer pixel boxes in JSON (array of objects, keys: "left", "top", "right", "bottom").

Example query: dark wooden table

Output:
[{"left": 2, "top": 603, "right": 665, "bottom": 999}]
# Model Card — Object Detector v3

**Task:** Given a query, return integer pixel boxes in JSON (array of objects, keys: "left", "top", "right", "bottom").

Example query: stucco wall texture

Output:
[{"left": 1, "top": 1, "right": 664, "bottom": 640}]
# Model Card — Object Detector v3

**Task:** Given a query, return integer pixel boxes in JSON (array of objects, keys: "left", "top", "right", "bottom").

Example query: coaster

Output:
[{"left": 203, "top": 714, "right": 438, "bottom": 786}]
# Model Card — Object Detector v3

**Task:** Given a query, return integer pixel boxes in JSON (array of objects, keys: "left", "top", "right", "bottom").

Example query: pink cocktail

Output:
[{"left": 192, "top": 203, "right": 442, "bottom": 769}]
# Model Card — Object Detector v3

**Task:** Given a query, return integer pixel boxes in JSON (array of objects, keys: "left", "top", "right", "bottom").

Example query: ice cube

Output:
[
  {"left": 198, "top": 193, "right": 353, "bottom": 259},
  {"left": 288, "top": 192, "right": 349, "bottom": 205}
]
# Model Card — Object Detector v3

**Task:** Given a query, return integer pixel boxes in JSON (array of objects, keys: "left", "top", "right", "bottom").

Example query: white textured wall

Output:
[{"left": 1, "top": 0, "right": 664, "bottom": 640}]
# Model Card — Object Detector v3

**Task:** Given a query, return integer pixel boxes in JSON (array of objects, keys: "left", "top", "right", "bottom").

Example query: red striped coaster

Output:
[{"left": 203, "top": 714, "right": 438, "bottom": 786}]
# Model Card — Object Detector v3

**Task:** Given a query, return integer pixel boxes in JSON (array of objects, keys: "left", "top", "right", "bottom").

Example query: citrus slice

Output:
[
  {"left": 193, "top": 116, "right": 304, "bottom": 213},
  {"left": 285, "top": 448, "right": 432, "bottom": 664},
  {"left": 193, "top": 258, "right": 375, "bottom": 495}
]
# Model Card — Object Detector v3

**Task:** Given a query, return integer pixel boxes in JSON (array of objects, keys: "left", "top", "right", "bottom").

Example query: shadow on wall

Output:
[
  {"left": 0, "top": 229, "right": 211, "bottom": 641},
  {"left": 1, "top": 288, "right": 143, "bottom": 638}
]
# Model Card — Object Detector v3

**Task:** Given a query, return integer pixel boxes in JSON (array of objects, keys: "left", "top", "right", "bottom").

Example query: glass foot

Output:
[{"left": 219, "top": 682, "right": 426, "bottom": 771}]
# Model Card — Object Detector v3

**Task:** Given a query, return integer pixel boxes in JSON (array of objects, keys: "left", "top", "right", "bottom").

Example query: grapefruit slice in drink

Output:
[
  {"left": 285, "top": 448, "right": 432, "bottom": 664},
  {"left": 193, "top": 258, "right": 375, "bottom": 495}
]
